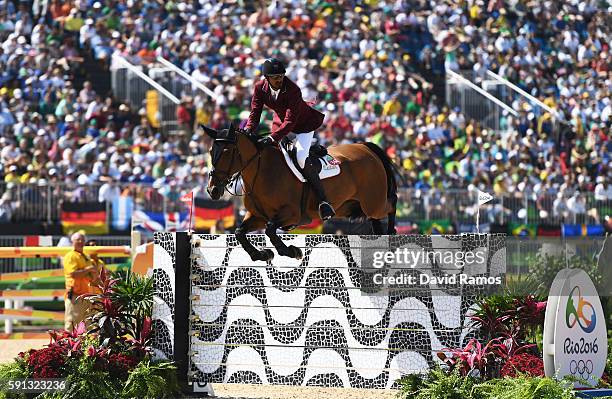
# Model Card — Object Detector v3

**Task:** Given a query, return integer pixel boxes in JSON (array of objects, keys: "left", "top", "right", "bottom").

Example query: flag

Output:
[
  {"left": 179, "top": 191, "right": 194, "bottom": 232},
  {"left": 23, "top": 236, "right": 53, "bottom": 268},
  {"left": 477, "top": 190, "right": 493, "bottom": 206},
  {"left": 537, "top": 225, "right": 562, "bottom": 237},
  {"left": 132, "top": 210, "right": 164, "bottom": 231},
  {"left": 194, "top": 198, "right": 235, "bottom": 230},
  {"left": 61, "top": 202, "right": 108, "bottom": 235},
  {"left": 180, "top": 191, "right": 193, "bottom": 204},
  {"left": 112, "top": 196, "right": 133, "bottom": 231},
  {"left": 165, "top": 212, "right": 189, "bottom": 232},
  {"left": 508, "top": 222, "right": 536, "bottom": 237},
  {"left": 293, "top": 219, "right": 323, "bottom": 234},
  {"left": 396, "top": 218, "right": 419, "bottom": 234},
  {"left": 418, "top": 219, "right": 452, "bottom": 234},
  {"left": 23, "top": 236, "right": 53, "bottom": 246},
  {"left": 562, "top": 224, "right": 605, "bottom": 237},
  {"left": 132, "top": 210, "right": 188, "bottom": 232}
]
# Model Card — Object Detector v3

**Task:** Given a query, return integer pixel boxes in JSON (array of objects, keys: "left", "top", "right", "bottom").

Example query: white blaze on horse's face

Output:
[{"left": 207, "top": 140, "right": 239, "bottom": 200}]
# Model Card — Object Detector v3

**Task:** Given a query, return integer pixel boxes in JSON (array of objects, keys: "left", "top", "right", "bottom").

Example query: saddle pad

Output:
[{"left": 280, "top": 144, "right": 341, "bottom": 183}]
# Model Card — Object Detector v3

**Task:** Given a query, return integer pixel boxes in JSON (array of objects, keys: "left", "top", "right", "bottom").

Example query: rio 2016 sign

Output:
[{"left": 543, "top": 269, "right": 608, "bottom": 387}]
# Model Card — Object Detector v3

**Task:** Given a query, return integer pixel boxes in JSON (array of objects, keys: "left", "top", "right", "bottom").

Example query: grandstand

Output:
[
  {"left": 0, "top": 0, "right": 608, "bottom": 238},
  {"left": 0, "top": 1, "right": 609, "bottom": 397}
]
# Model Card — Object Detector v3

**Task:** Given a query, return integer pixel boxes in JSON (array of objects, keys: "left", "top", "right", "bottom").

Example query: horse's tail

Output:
[{"left": 362, "top": 142, "right": 398, "bottom": 234}]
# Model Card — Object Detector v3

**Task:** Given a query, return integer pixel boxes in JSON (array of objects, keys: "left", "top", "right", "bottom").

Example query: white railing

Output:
[
  {"left": 111, "top": 54, "right": 181, "bottom": 133},
  {"left": 486, "top": 69, "right": 562, "bottom": 121},
  {"left": 111, "top": 54, "right": 180, "bottom": 104},
  {"left": 446, "top": 70, "right": 518, "bottom": 132},
  {"left": 156, "top": 56, "right": 218, "bottom": 101},
  {"left": 447, "top": 69, "right": 518, "bottom": 117}
]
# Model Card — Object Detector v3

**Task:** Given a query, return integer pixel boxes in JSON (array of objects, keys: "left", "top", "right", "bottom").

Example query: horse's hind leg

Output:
[
  {"left": 265, "top": 221, "right": 303, "bottom": 259},
  {"left": 370, "top": 219, "right": 385, "bottom": 235},
  {"left": 235, "top": 212, "right": 274, "bottom": 262},
  {"left": 387, "top": 210, "right": 397, "bottom": 235}
]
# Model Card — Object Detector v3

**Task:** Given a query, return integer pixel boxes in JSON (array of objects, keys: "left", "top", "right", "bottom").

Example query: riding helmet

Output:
[{"left": 261, "top": 58, "right": 286, "bottom": 75}]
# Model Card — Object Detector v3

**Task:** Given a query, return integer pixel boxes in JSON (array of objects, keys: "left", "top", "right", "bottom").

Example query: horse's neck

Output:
[{"left": 238, "top": 136, "right": 286, "bottom": 194}]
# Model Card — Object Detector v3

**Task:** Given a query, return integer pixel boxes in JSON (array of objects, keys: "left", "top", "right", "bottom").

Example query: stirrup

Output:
[{"left": 319, "top": 201, "right": 335, "bottom": 221}]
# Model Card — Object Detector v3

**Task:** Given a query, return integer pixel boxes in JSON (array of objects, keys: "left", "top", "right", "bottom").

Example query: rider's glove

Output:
[{"left": 257, "top": 136, "right": 276, "bottom": 146}]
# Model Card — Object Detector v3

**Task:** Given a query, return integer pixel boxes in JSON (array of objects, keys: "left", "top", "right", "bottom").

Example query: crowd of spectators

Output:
[{"left": 0, "top": 0, "right": 609, "bottom": 225}]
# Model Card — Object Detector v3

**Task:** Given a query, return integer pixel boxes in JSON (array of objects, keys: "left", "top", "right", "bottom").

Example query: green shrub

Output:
[
  {"left": 528, "top": 254, "right": 601, "bottom": 297},
  {"left": 397, "top": 367, "right": 482, "bottom": 399},
  {"left": 475, "top": 375, "right": 576, "bottom": 399},
  {"left": 111, "top": 271, "right": 153, "bottom": 320},
  {"left": 397, "top": 369, "right": 579, "bottom": 399},
  {"left": 0, "top": 360, "right": 28, "bottom": 399},
  {"left": 504, "top": 274, "right": 544, "bottom": 298},
  {"left": 122, "top": 359, "right": 180, "bottom": 399},
  {"left": 51, "top": 356, "right": 122, "bottom": 399}
]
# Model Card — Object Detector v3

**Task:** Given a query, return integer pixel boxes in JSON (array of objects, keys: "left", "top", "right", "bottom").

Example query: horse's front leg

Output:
[
  {"left": 235, "top": 212, "right": 273, "bottom": 262},
  {"left": 265, "top": 221, "right": 303, "bottom": 259}
]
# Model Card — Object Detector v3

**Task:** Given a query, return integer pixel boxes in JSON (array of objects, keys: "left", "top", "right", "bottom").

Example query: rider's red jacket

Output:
[{"left": 245, "top": 77, "right": 325, "bottom": 142}]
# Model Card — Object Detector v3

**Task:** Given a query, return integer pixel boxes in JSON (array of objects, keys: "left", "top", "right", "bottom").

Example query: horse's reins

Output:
[
  {"left": 211, "top": 140, "right": 262, "bottom": 197},
  {"left": 226, "top": 153, "right": 262, "bottom": 197}
]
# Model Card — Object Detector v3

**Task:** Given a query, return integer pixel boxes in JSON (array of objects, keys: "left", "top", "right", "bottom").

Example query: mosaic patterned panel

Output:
[
  {"left": 151, "top": 232, "right": 176, "bottom": 360},
  {"left": 186, "top": 234, "right": 506, "bottom": 389}
]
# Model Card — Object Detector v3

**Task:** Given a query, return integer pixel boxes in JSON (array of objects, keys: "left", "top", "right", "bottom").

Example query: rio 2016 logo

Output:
[{"left": 566, "top": 286, "right": 596, "bottom": 334}]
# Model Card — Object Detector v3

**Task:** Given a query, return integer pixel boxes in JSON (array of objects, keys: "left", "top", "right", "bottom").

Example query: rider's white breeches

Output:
[{"left": 295, "top": 131, "right": 314, "bottom": 169}]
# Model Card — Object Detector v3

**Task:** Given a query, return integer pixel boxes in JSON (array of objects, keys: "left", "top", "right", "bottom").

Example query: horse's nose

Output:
[{"left": 207, "top": 186, "right": 221, "bottom": 200}]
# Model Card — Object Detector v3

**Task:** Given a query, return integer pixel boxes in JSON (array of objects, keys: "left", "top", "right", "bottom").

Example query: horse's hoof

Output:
[
  {"left": 288, "top": 245, "right": 303, "bottom": 260},
  {"left": 259, "top": 249, "right": 274, "bottom": 261}
]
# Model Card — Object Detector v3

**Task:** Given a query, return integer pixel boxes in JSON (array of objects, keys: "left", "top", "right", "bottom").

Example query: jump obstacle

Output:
[{"left": 152, "top": 232, "right": 506, "bottom": 394}]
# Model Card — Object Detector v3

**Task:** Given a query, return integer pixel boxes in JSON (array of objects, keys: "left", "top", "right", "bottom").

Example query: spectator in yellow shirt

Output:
[
  {"left": 382, "top": 94, "right": 401, "bottom": 116},
  {"left": 63, "top": 232, "right": 96, "bottom": 331},
  {"left": 63, "top": 9, "right": 84, "bottom": 32},
  {"left": 3, "top": 165, "right": 20, "bottom": 183}
]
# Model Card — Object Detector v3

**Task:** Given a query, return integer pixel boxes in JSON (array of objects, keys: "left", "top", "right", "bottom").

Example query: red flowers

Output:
[
  {"left": 501, "top": 353, "right": 545, "bottom": 378},
  {"left": 440, "top": 295, "right": 548, "bottom": 380},
  {"left": 108, "top": 353, "right": 140, "bottom": 379},
  {"left": 438, "top": 337, "right": 535, "bottom": 379},
  {"left": 24, "top": 346, "right": 66, "bottom": 378}
]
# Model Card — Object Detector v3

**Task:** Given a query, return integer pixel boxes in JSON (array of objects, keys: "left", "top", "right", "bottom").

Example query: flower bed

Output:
[{"left": 0, "top": 269, "right": 180, "bottom": 399}]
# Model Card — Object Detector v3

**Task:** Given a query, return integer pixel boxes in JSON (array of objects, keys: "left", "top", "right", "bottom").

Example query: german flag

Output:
[
  {"left": 61, "top": 202, "right": 108, "bottom": 235},
  {"left": 293, "top": 219, "right": 323, "bottom": 234},
  {"left": 194, "top": 198, "right": 235, "bottom": 230}
]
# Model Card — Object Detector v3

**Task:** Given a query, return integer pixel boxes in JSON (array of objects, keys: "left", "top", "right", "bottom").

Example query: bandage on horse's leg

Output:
[
  {"left": 235, "top": 213, "right": 273, "bottom": 262},
  {"left": 265, "top": 221, "right": 303, "bottom": 260}
]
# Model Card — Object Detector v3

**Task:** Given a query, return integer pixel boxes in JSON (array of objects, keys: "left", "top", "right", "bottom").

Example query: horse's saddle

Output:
[{"left": 279, "top": 134, "right": 341, "bottom": 182}]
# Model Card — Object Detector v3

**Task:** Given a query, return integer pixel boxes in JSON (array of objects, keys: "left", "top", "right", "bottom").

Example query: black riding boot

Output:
[{"left": 302, "top": 157, "right": 335, "bottom": 220}]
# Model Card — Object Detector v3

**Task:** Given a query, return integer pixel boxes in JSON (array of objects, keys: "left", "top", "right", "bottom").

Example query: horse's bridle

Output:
[{"left": 209, "top": 134, "right": 262, "bottom": 196}]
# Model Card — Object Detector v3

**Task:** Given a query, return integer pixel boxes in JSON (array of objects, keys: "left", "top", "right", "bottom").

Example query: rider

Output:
[{"left": 244, "top": 58, "right": 335, "bottom": 220}]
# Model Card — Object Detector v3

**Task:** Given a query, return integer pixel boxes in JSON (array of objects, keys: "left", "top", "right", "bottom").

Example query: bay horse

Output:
[{"left": 202, "top": 124, "right": 397, "bottom": 262}]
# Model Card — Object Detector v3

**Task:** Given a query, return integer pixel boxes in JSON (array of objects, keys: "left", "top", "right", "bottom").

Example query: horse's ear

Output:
[{"left": 201, "top": 125, "right": 218, "bottom": 139}]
